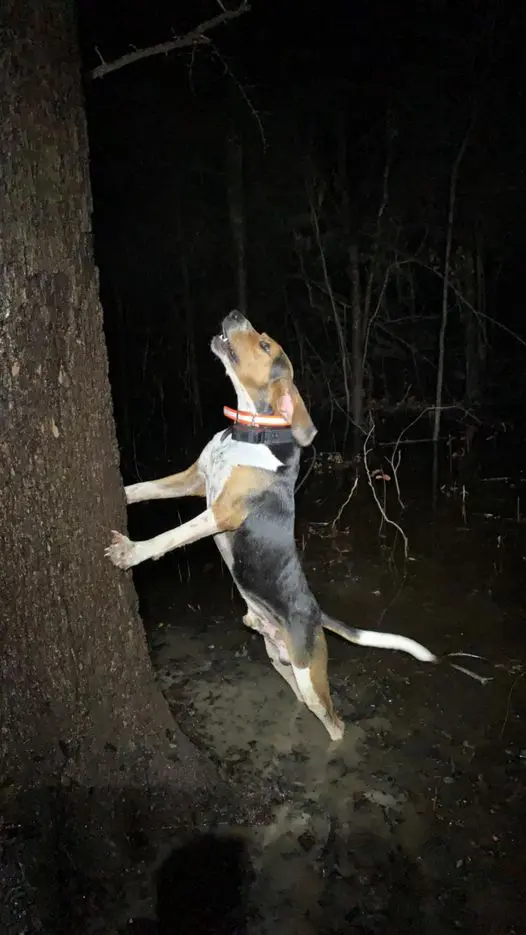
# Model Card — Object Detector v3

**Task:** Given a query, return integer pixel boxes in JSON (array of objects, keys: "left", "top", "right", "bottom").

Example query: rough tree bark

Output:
[{"left": 0, "top": 2, "right": 218, "bottom": 928}]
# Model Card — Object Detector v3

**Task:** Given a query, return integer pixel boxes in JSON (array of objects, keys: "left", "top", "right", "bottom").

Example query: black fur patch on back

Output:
[{"left": 231, "top": 445, "right": 320, "bottom": 665}]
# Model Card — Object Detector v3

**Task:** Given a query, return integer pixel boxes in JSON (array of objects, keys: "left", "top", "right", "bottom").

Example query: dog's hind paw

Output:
[
  {"left": 105, "top": 530, "right": 139, "bottom": 570},
  {"left": 328, "top": 716, "right": 345, "bottom": 742}
]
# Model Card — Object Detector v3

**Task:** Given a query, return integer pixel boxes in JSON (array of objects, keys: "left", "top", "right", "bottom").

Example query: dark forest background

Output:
[{"left": 78, "top": 0, "right": 526, "bottom": 478}]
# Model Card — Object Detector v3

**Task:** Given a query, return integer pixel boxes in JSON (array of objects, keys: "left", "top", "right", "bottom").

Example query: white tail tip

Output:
[{"left": 354, "top": 629, "right": 437, "bottom": 663}]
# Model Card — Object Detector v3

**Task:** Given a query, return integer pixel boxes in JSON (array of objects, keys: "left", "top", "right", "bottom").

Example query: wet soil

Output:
[{"left": 126, "top": 455, "right": 526, "bottom": 934}]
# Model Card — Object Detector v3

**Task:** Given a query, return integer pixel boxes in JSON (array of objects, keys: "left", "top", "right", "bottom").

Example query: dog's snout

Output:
[
  {"left": 223, "top": 310, "right": 252, "bottom": 335},
  {"left": 228, "top": 309, "right": 245, "bottom": 324}
]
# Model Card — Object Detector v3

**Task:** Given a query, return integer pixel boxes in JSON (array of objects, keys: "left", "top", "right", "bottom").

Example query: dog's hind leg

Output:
[
  {"left": 291, "top": 628, "right": 344, "bottom": 742},
  {"left": 125, "top": 461, "right": 205, "bottom": 504},
  {"left": 242, "top": 611, "right": 304, "bottom": 703},
  {"left": 263, "top": 636, "right": 304, "bottom": 703}
]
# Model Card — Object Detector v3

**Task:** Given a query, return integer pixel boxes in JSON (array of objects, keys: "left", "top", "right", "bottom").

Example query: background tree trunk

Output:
[
  {"left": 349, "top": 241, "right": 364, "bottom": 456},
  {"left": 0, "top": 3, "right": 218, "bottom": 926},
  {"left": 227, "top": 130, "right": 248, "bottom": 314},
  {"left": 463, "top": 242, "right": 486, "bottom": 409}
]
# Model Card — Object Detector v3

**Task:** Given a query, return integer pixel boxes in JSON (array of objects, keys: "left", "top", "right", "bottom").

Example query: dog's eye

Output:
[{"left": 259, "top": 340, "right": 271, "bottom": 354}]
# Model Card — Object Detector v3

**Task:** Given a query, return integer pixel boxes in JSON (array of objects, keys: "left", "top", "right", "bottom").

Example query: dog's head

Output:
[{"left": 211, "top": 310, "right": 317, "bottom": 447}]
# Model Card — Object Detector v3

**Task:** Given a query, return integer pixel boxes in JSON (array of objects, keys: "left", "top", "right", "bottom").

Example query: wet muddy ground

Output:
[{"left": 129, "top": 454, "right": 526, "bottom": 934}]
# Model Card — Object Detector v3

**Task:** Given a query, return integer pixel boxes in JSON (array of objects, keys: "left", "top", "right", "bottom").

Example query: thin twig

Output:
[
  {"left": 309, "top": 473, "right": 359, "bottom": 529},
  {"left": 363, "top": 416, "right": 409, "bottom": 559},
  {"left": 89, "top": 3, "right": 250, "bottom": 80},
  {"left": 449, "top": 663, "right": 491, "bottom": 685},
  {"left": 210, "top": 44, "right": 266, "bottom": 149},
  {"left": 409, "top": 257, "right": 526, "bottom": 350},
  {"left": 499, "top": 673, "right": 523, "bottom": 739},
  {"left": 331, "top": 474, "right": 359, "bottom": 527},
  {"left": 386, "top": 447, "right": 405, "bottom": 510},
  {"left": 387, "top": 404, "right": 476, "bottom": 478}
]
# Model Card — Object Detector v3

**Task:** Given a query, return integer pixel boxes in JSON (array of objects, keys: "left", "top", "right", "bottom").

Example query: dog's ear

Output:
[
  {"left": 276, "top": 383, "right": 317, "bottom": 447},
  {"left": 270, "top": 358, "right": 317, "bottom": 447}
]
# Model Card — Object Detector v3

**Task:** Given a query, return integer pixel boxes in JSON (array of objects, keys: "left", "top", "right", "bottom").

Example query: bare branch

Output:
[
  {"left": 407, "top": 257, "right": 526, "bottom": 350},
  {"left": 363, "top": 416, "right": 409, "bottom": 559},
  {"left": 89, "top": 3, "right": 250, "bottom": 81},
  {"left": 209, "top": 43, "right": 267, "bottom": 149}
]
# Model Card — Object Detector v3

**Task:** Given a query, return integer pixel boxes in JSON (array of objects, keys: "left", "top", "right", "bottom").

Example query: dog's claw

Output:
[{"left": 105, "top": 530, "right": 137, "bottom": 569}]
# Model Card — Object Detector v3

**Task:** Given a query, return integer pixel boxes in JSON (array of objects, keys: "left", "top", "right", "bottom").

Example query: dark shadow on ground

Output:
[
  {"left": 0, "top": 777, "right": 259, "bottom": 935},
  {"left": 156, "top": 833, "right": 251, "bottom": 934}
]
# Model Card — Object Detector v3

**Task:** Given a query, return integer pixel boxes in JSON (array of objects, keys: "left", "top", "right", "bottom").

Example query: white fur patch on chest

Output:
[{"left": 198, "top": 431, "right": 283, "bottom": 504}]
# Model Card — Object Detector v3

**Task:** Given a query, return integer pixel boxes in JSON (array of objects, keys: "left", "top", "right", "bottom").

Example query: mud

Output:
[{"left": 126, "top": 459, "right": 526, "bottom": 934}]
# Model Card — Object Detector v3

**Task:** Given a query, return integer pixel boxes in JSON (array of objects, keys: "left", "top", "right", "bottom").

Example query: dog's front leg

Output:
[
  {"left": 107, "top": 464, "right": 273, "bottom": 571},
  {"left": 125, "top": 461, "right": 205, "bottom": 504},
  {"left": 106, "top": 508, "right": 220, "bottom": 569}
]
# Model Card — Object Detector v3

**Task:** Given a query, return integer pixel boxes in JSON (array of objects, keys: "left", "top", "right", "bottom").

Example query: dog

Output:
[{"left": 106, "top": 310, "right": 472, "bottom": 741}]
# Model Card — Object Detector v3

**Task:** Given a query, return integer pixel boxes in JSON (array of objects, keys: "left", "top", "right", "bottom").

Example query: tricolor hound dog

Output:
[{"left": 106, "top": 311, "right": 475, "bottom": 741}]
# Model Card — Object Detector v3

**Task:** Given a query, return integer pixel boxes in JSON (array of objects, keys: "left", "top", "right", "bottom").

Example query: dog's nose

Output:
[
  {"left": 226, "top": 309, "right": 245, "bottom": 325},
  {"left": 222, "top": 310, "right": 252, "bottom": 334}
]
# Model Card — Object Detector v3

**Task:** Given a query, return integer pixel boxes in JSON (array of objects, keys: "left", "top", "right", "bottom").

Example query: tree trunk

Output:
[
  {"left": 336, "top": 108, "right": 354, "bottom": 454},
  {"left": 177, "top": 211, "right": 202, "bottom": 433},
  {"left": 463, "top": 243, "right": 486, "bottom": 408},
  {"left": 0, "top": 2, "right": 218, "bottom": 927},
  {"left": 432, "top": 119, "right": 473, "bottom": 504},
  {"left": 227, "top": 131, "right": 248, "bottom": 314},
  {"left": 349, "top": 241, "right": 364, "bottom": 456},
  {"left": 462, "top": 248, "right": 477, "bottom": 404}
]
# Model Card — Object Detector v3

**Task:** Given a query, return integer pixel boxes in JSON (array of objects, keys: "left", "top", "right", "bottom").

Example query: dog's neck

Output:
[{"left": 223, "top": 406, "right": 294, "bottom": 446}]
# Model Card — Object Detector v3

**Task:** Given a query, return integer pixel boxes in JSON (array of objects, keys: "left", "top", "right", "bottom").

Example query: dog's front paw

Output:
[
  {"left": 125, "top": 483, "right": 143, "bottom": 504},
  {"left": 105, "top": 530, "right": 139, "bottom": 569}
]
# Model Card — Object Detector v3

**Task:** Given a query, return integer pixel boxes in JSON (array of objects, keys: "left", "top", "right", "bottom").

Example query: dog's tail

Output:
[
  {"left": 322, "top": 614, "right": 491, "bottom": 684},
  {"left": 322, "top": 614, "right": 437, "bottom": 663}
]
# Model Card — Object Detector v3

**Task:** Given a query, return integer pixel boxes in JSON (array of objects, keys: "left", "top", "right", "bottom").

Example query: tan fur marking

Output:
[
  {"left": 308, "top": 629, "right": 340, "bottom": 728},
  {"left": 268, "top": 378, "right": 315, "bottom": 446},
  {"left": 283, "top": 631, "right": 310, "bottom": 671},
  {"left": 153, "top": 461, "right": 206, "bottom": 497},
  {"left": 227, "top": 329, "right": 288, "bottom": 397},
  {"left": 263, "top": 637, "right": 304, "bottom": 702},
  {"left": 211, "top": 465, "right": 275, "bottom": 531},
  {"left": 227, "top": 326, "right": 316, "bottom": 445},
  {"left": 126, "top": 461, "right": 205, "bottom": 504}
]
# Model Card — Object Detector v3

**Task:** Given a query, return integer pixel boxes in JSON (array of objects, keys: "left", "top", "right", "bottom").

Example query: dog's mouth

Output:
[
  {"left": 212, "top": 312, "right": 252, "bottom": 364},
  {"left": 211, "top": 330, "right": 239, "bottom": 364}
]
